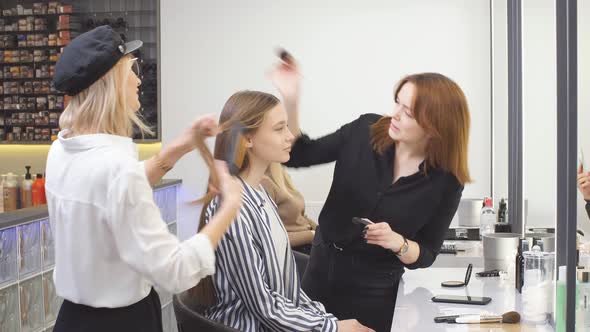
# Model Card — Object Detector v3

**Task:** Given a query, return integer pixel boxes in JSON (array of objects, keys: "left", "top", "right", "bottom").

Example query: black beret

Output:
[{"left": 53, "top": 25, "right": 142, "bottom": 96}]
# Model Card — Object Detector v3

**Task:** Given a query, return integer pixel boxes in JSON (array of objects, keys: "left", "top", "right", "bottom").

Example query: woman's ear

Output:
[{"left": 244, "top": 134, "right": 254, "bottom": 148}]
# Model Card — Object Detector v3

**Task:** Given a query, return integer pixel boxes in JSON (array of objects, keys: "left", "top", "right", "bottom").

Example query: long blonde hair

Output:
[
  {"left": 267, "top": 163, "right": 297, "bottom": 198},
  {"left": 59, "top": 55, "right": 152, "bottom": 137}
]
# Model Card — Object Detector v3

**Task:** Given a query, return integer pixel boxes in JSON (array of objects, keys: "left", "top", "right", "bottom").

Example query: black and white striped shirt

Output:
[{"left": 205, "top": 180, "right": 338, "bottom": 332}]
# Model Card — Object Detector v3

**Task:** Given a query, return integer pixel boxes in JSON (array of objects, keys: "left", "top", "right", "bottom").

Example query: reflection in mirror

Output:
[{"left": 578, "top": 0, "right": 590, "bottom": 238}]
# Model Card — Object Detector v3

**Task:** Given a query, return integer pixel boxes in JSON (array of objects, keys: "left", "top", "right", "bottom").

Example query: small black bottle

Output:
[
  {"left": 515, "top": 238, "right": 529, "bottom": 293},
  {"left": 497, "top": 198, "right": 507, "bottom": 223}
]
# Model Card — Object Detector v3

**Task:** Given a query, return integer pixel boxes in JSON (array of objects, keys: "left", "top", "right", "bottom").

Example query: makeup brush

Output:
[
  {"left": 276, "top": 47, "right": 294, "bottom": 64},
  {"left": 224, "top": 123, "right": 247, "bottom": 176},
  {"left": 452, "top": 311, "right": 520, "bottom": 324}
]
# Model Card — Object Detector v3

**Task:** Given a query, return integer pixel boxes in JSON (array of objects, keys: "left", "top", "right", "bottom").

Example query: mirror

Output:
[
  {"left": 521, "top": 0, "right": 557, "bottom": 234},
  {"left": 161, "top": 1, "right": 503, "bottom": 228}
]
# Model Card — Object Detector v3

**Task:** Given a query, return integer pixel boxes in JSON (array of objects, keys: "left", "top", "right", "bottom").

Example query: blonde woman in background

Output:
[{"left": 262, "top": 163, "right": 317, "bottom": 254}]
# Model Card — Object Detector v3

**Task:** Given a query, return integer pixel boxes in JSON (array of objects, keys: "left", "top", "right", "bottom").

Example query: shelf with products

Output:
[
  {"left": 0, "top": 3, "right": 80, "bottom": 145},
  {"left": 0, "top": 29, "right": 78, "bottom": 35},
  {"left": 0, "top": 45, "right": 63, "bottom": 50},
  {"left": 2, "top": 109, "right": 61, "bottom": 119},
  {"left": 0, "top": 61, "right": 56, "bottom": 66},
  {"left": 4, "top": 124, "right": 56, "bottom": 128},
  {"left": 0, "top": 13, "right": 79, "bottom": 20},
  {"left": 1, "top": 77, "right": 53, "bottom": 82},
  {"left": 0, "top": 140, "right": 52, "bottom": 144},
  {"left": 1, "top": 130, "right": 59, "bottom": 142},
  {"left": 1, "top": 93, "right": 65, "bottom": 97},
  {"left": 2, "top": 109, "right": 62, "bottom": 112},
  {"left": 1, "top": 1, "right": 160, "bottom": 144},
  {"left": 0, "top": 30, "right": 53, "bottom": 35},
  {"left": 1, "top": 1, "right": 76, "bottom": 17},
  {"left": 2, "top": 94, "right": 66, "bottom": 107}
]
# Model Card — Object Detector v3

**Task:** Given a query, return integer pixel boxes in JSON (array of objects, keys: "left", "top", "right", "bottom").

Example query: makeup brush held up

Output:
[{"left": 276, "top": 47, "right": 294, "bottom": 64}]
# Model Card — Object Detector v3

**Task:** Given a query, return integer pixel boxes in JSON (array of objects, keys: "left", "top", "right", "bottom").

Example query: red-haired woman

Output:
[{"left": 269, "top": 59, "right": 472, "bottom": 332}]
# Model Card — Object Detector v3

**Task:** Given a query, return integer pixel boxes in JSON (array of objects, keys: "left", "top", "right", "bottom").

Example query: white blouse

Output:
[{"left": 45, "top": 130, "right": 215, "bottom": 308}]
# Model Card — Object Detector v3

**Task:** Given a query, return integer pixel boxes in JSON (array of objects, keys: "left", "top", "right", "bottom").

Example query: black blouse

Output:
[{"left": 285, "top": 113, "right": 463, "bottom": 269}]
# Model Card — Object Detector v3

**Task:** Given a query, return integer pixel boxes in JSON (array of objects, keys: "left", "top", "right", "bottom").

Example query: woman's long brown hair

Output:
[
  {"left": 190, "top": 90, "right": 280, "bottom": 307},
  {"left": 371, "top": 72, "right": 472, "bottom": 185}
]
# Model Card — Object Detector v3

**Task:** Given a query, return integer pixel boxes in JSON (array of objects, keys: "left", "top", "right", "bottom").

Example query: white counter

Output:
[
  {"left": 431, "top": 241, "right": 484, "bottom": 268},
  {"left": 391, "top": 267, "right": 554, "bottom": 332}
]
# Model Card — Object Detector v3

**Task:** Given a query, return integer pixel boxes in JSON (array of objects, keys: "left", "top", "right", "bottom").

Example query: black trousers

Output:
[
  {"left": 54, "top": 288, "right": 163, "bottom": 332},
  {"left": 302, "top": 230, "right": 401, "bottom": 332}
]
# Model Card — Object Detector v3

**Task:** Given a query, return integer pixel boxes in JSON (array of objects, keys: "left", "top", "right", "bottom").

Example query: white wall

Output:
[
  {"left": 161, "top": 0, "right": 493, "bottom": 239},
  {"left": 521, "top": 0, "right": 557, "bottom": 228},
  {"left": 578, "top": 0, "right": 590, "bottom": 234}
]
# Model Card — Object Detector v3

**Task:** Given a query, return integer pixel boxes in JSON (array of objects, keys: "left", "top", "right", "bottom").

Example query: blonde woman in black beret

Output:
[{"left": 47, "top": 25, "right": 243, "bottom": 332}]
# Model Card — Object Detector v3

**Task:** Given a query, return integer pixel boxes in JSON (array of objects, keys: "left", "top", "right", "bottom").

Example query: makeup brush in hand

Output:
[
  {"left": 276, "top": 47, "right": 294, "bottom": 64},
  {"left": 452, "top": 311, "right": 520, "bottom": 324}
]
